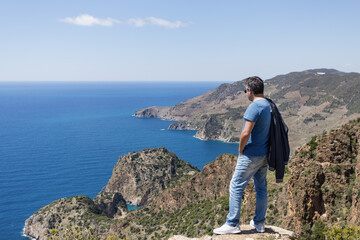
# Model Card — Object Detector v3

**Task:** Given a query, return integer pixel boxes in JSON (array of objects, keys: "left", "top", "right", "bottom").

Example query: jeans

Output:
[{"left": 226, "top": 154, "right": 268, "bottom": 226}]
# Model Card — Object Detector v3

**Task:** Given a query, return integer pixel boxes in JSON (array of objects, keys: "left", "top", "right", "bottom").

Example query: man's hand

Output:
[{"left": 238, "top": 120, "right": 256, "bottom": 155}]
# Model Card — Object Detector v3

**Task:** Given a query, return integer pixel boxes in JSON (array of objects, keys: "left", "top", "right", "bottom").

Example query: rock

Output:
[
  {"left": 24, "top": 196, "right": 106, "bottom": 240},
  {"left": 169, "top": 121, "right": 197, "bottom": 130},
  {"left": 150, "top": 153, "right": 237, "bottom": 212},
  {"left": 282, "top": 118, "right": 360, "bottom": 234},
  {"left": 93, "top": 192, "right": 127, "bottom": 218},
  {"left": 135, "top": 106, "right": 170, "bottom": 118},
  {"left": 168, "top": 224, "right": 297, "bottom": 240},
  {"left": 100, "top": 147, "right": 200, "bottom": 206}
]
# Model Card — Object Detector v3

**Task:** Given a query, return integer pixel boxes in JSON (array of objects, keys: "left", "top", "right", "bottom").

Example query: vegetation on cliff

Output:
[
  {"left": 282, "top": 118, "right": 360, "bottom": 238},
  {"left": 24, "top": 196, "right": 114, "bottom": 240}
]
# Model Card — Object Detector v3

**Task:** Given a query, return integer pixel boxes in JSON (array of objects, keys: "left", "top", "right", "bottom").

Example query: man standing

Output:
[{"left": 213, "top": 76, "right": 271, "bottom": 234}]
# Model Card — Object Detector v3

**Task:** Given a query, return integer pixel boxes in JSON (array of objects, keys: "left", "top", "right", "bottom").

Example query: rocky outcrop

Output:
[
  {"left": 24, "top": 196, "right": 111, "bottom": 240},
  {"left": 93, "top": 192, "right": 127, "bottom": 218},
  {"left": 101, "top": 147, "right": 199, "bottom": 206},
  {"left": 24, "top": 147, "right": 199, "bottom": 239},
  {"left": 282, "top": 118, "right": 360, "bottom": 234},
  {"left": 135, "top": 106, "right": 170, "bottom": 118},
  {"left": 150, "top": 153, "right": 237, "bottom": 212},
  {"left": 169, "top": 121, "right": 197, "bottom": 130},
  {"left": 169, "top": 224, "right": 297, "bottom": 240}
]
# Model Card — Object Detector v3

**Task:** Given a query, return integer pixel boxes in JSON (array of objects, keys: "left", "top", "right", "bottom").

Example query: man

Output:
[{"left": 213, "top": 76, "right": 271, "bottom": 234}]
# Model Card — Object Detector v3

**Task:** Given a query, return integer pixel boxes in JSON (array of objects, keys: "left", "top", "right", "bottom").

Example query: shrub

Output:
[{"left": 325, "top": 225, "right": 360, "bottom": 240}]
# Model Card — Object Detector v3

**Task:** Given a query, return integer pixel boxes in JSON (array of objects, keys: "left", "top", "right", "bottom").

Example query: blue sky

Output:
[{"left": 0, "top": 0, "right": 359, "bottom": 81}]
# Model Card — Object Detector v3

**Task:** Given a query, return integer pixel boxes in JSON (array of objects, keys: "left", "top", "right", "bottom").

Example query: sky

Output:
[{"left": 0, "top": 0, "right": 359, "bottom": 82}]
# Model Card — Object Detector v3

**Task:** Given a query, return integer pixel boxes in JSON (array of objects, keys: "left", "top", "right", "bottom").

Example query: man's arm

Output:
[{"left": 238, "top": 120, "right": 256, "bottom": 155}]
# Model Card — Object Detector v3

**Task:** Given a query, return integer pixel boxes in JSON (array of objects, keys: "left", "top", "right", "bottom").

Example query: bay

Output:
[{"left": 0, "top": 81, "right": 238, "bottom": 239}]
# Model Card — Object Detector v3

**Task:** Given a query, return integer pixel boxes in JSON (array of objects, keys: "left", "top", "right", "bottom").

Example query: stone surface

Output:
[
  {"left": 93, "top": 192, "right": 127, "bottom": 218},
  {"left": 169, "top": 225, "right": 297, "bottom": 240}
]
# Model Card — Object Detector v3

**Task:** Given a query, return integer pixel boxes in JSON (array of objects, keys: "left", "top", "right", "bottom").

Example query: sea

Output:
[{"left": 0, "top": 81, "right": 238, "bottom": 240}]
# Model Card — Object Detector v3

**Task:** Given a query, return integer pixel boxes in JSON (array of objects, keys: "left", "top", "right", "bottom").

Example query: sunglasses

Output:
[{"left": 244, "top": 87, "right": 248, "bottom": 93}]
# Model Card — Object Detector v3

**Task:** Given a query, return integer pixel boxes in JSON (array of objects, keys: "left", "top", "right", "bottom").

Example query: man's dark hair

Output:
[{"left": 244, "top": 76, "right": 264, "bottom": 94}]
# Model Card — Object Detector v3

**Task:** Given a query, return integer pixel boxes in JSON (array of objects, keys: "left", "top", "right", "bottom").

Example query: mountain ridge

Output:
[{"left": 135, "top": 68, "right": 360, "bottom": 154}]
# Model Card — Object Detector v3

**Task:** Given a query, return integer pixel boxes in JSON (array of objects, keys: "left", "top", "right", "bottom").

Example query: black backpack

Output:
[{"left": 266, "top": 98, "right": 290, "bottom": 183}]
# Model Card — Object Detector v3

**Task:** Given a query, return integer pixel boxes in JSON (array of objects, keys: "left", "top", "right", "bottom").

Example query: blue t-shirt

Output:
[{"left": 242, "top": 99, "right": 271, "bottom": 156}]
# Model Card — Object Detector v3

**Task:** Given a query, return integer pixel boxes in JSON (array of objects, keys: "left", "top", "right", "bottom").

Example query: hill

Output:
[{"left": 135, "top": 69, "right": 360, "bottom": 154}]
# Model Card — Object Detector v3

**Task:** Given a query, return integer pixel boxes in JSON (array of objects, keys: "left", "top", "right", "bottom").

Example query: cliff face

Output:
[
  {"left": 150, "top": 153, "right": 237, "bottom": 211},
  {"left": 282, "top": 118, "right": 360, "bottom": 233},
  {"left": 101, "top": 147, "right": 199, "bottom": 206},
  {"left": 135, "top": 69, "right": 360, "bottom": 154}
]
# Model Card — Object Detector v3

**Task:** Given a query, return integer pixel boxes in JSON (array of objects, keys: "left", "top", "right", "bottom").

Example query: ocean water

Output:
[{"left": 0, "top": 81, "right": 238, "bottom": 240}]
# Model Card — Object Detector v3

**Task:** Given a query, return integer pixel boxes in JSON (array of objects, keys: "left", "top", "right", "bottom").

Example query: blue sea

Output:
[{"left": 0, "top": 81, "right": 238, "bottom": 240}]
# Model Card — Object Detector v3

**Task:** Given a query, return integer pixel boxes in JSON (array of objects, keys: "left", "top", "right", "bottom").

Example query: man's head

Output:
[
  {"left": 243, "top": 76, "right": 264, "bottom": 94},
  {"left": 243, "top": 76, "right": 264, "bottom": 101}
]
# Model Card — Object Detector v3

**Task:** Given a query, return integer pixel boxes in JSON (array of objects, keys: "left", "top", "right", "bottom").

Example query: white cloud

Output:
[
  {"left": 59, "top": 14, "right": 121, "bottom": 27},
  {"left": 147, "top": 17, "right": 189, "bottom": 29},
  {"left": 59, "top": 14, "right": 190, "bottom": 29},
  {"left": 127, "top": 17, "right": 190, "bottom": 29},
  {"left": 127, "top": 18, "right": 147, "bottom": 27}
]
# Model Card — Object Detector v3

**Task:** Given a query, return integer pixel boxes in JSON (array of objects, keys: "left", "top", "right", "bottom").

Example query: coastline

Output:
[
  {"left": 2, "top": 81, "right": 232, "bottom": 239},
  {"left": 22, "top": 228, "right": 35, "bottom": 240}
]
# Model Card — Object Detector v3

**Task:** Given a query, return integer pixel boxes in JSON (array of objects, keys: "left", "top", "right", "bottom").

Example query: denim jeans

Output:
[{"left": 226, "top": 154, "right": 268, "bottom": 226}]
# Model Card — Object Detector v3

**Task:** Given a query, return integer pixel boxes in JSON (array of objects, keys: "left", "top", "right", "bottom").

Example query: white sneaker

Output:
[
  {"left": 250, "top": 219, "right": 265, "bottom": 233},
  {"left": 213, "top": 223, "right": 241, "bottom": 235}
]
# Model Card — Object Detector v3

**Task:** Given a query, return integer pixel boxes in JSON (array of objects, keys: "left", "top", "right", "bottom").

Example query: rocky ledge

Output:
[{"left": 170, "top": 224, "right": 296, "bottom": 240}]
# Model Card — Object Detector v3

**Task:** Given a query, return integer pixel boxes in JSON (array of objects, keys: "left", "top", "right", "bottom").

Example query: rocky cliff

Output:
[
  {"left": 24, "top": 118, "right": 360, "bottom": 239},
  {"left": 281, "top": 118, "right": 360, "bottom": 235},
  {"left": 135, "top": 69, "right": 360, "bottom": 154},
  {"left": 101, "top": 147, "right": 199, "bottom": 206},
  {"left": 114, "top": 118, "right": 360, "bottom": 240},
  {"left": 150, "top": 153, "right": 236, "bottom": 212},
  {"left": 24, "top": 195, "right": 117, "bottom": 240},
  {"left": 24, "top": 147, "right": 199, "bottom": 239}
]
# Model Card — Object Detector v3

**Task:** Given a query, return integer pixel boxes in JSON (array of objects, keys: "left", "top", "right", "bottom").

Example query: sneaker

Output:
[
  {"left": 213, "top": 223, "right": 241, "bottom": 235},
  {"left": 250, "top": 219, "right": 265, "bottom": 233}
]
